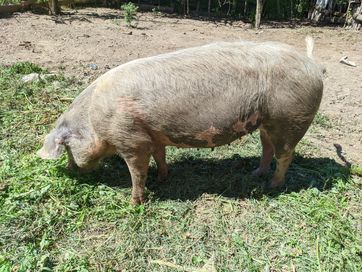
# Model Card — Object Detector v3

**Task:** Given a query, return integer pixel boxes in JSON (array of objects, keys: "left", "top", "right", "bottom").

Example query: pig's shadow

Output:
[{"left": 63, "top": 153, "right": 350, "bottom": 201}]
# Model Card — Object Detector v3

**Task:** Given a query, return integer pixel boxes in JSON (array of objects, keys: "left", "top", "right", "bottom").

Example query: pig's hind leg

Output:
[
  {"left": 152, "top": 145, "right": 168, "bottom": 182},
  {"left": 258, "top": 120, "right": 312, "bottom": 188},
  {"left": 270, "top": 149, "right": 294, "bottom": 188},
  {"left": 252, "top": 128, "right": 274, "bottom": 177}
]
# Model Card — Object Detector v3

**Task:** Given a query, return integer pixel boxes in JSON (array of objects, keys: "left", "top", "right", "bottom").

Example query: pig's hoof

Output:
[
  {"left": 252, "top": 167, "right": 269, "bottom": 177},
  {"left": 131, "top": 195, "right": 145, "bottom": 205}
]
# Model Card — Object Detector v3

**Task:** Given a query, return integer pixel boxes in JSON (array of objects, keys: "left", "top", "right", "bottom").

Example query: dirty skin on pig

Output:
[{"left": 38, "top": 37, "right": 324, "bottom": 204}]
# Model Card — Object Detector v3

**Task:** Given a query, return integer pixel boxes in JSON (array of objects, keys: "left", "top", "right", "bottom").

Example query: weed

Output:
[
  {"left": 313, "top": 111, "right": 333, "bottom": 129},
  {"left": 121, "top": 2, "right": 138, "bottom": 27},
  {"left": 152, "top": 7, "right": 163, "bottom": 17},
  {"left": 8, "top": 61, "right": 44, "bottom": 75}
]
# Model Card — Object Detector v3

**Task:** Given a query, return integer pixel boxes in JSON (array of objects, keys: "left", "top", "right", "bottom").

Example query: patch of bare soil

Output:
[{"left": 1, "top": 8, "right": 361, "bottom": 164}]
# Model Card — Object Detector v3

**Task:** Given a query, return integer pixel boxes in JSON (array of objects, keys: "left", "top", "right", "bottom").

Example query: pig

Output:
[{"left": 38, "top": 37, "right": 324, "bottom": 204}]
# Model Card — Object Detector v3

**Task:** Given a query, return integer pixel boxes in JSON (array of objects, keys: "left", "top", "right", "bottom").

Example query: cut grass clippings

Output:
[{"left": 0, "top": 63, "right": 361, "bottom": 271}]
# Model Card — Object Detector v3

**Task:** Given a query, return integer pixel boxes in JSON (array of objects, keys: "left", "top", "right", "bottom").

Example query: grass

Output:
[
  {"left": 0, "top": 0, "right": 21, "bottom": 5},
  {"left": 0, "top": 62, "right": 361, "bottom": 271},
  {"left": 312, "top": 112, "right": 333, "bottom": 129}
]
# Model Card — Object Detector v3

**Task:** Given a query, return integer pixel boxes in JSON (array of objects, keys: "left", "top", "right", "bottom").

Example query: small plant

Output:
[
  {"left": 8, "top": 61, "right": 44, "bottom": 75},
  {"left": 313, "top": 112, "right": 332, "bottom": 129},
  {"left": 152, "top": 7, "right": 162, "bottom": 17},
  {"left": 121, "top": 2, "right": 138, "bottom": 27}
]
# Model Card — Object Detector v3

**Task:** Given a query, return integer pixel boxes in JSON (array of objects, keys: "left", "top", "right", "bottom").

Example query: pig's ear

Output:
[{"left": 37, "top": 129, "right": 68, "bottom": 159}]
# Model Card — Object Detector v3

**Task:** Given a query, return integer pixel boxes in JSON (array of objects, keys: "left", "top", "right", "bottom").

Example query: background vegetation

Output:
[
  {"left": 0, "top": 0, "right": 352, "bottom": 20},
  {"left": 1, "top": 0, "right": 360, "bottom": 29}
]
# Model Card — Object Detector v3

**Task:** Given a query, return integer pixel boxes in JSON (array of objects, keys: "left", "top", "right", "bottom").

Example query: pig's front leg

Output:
[{"left": 123, "top": 151, "right": 151, "bottom": 205}]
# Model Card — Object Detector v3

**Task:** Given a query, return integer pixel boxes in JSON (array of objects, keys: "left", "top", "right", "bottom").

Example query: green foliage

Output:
[
  {"left": 7, "top": 61, "right": 44, "bottom": 75},
  {"left": 296, "top": 0, "right": 309, "bottom": 17},
  {"left": 121, "top": 2, "right": 139, "bottom": 27},
  {"left": 336, "top": 0, "right": 349, "bottom": 4},
  {"left": 351, "top": 165, "right": 362, "bottom": 177},
  {"left": 0, "top": 63, "right": 361, "bottom": 271},
  {"left": 152, "top": 7, "right": 163, "bottom": 17},
  {"left": 313, "top": 112, "right": 333, "bottom": 129},
  {"left": 0, "top": 0, "right": 20, "bottom": 5},
  {"left": 0, "top": 0, "right": 349, "bottom": 22}
]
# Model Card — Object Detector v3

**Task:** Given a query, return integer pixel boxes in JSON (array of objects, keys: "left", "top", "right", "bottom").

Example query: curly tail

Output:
[
  {"left": 306, "top": 35, "right": 326, "bottom": 74},
  {"left": 305, "top": 36, "right": 314, "bottom": 59}
]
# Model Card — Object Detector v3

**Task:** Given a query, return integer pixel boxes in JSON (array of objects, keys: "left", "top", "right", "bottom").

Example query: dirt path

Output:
[{"left": 1, "top": 8, "right": 361, "bottom": 164}]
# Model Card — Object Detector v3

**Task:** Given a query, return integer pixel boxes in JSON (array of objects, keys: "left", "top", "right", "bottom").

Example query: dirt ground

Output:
[{"left": 1, "top": 8, "right": 361, "bottom": 164}]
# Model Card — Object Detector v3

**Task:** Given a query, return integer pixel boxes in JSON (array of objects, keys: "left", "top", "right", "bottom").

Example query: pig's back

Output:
[{"left": 91, "top": 42, "right": 323, "bottom": 147}]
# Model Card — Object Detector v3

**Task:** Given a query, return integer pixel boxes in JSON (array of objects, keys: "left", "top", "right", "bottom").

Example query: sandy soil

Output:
[{"left": 1, "top": 8, "right": 361, "bottom": 164}]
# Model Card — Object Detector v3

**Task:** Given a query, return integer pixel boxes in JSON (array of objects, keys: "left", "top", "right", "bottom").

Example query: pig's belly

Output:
[
  {"left": 148, "top": 111, "right": 262, "bottom": 148},
  {"left": 168, "top": 131, "right": 246, "bottom": 148},
  {"left": 152, "top": 123, "right": 258, "bottom": 148}
]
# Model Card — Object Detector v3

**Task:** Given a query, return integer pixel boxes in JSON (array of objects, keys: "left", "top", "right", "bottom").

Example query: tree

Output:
[
  {"left": 208, "top": 0, "right": 211, "bottom": 17},
  {"left": 232, "top": 0, "right": 238, "bottom": 15},
  {"left": 50, "top": 0, "right": 60, "bottom": 15},
  {"left": 351, "top": 2, "right": 362, "bottom": 30},
  {"left": 255, "top": 0, "right": 263, "bottom": 28}
]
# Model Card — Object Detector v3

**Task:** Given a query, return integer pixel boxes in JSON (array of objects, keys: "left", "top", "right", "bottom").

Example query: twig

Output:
[
  {"left": 339, "top": 56, "right": 357, "bottom": 67},
  {"left": 316, "top": 235, "right": 322, "bottom": 272}
]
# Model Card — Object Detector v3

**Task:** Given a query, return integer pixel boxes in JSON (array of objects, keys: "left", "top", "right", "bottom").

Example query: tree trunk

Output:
[
  {"left": 310, "top": 0, "right": 332, "bottom": 23},
  {"left": 343, "top": 0, "right": 351, "bottom": 27},
  {"left": 196, "top": 0, "right": 200, "bottom": 15},
  {"left": 255, "top": 0, "right": 262, "bottom": 29},
  {"left": 244, "top": 0, "right": 247, "bottom": 16},
  {"left": 308, "top": 0, "right": 315, "bottom": 19},
  {"left": 208, "top": 0, "right": 211, "bottom": 17},
  {"left": 170, "top": 0, "right": 175, "bottom": 13},
  {"left": 351, "top": 2, "right": 362, "bottom": 30},
  {"left": 232, "top": 0, "right": 238, "bottom": 15},
  {"left": 290, "top": 0, "right": 294, "bottom": 19},
  {"left": 50, "top": 0, "right": 60, "bottom": 15},
  {"left": 186, "top": 0, "right": 189, "bottom": 15}
]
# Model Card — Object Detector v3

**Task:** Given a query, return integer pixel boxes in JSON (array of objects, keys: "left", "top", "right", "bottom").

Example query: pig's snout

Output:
[{"left": 67, "top": 155, "right": 100, "bottom": 173}]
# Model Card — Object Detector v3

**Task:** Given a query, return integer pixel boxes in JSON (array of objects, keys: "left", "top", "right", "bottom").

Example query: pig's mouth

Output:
[
  {"left": 66, "top": 157, "right": 100, "bottom": 173},
  {"left": 79, "top": 160, "right": 101, "bottom": 172}
]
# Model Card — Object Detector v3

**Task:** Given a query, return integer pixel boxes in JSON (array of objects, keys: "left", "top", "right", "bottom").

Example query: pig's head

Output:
[{"left": 37, "top": 117, "right": 113, "bottom": 171}]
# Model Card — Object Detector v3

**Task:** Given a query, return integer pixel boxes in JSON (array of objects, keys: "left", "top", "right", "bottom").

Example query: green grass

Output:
[
  {"left": 313, "top": 112, "right": 333, "bottom": 129},
  {"left": 0, "top": 63, "right": 361, "bottom": 271},
  {"left": 0, "top": 0, "right": 20, "bottom": 5}
]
